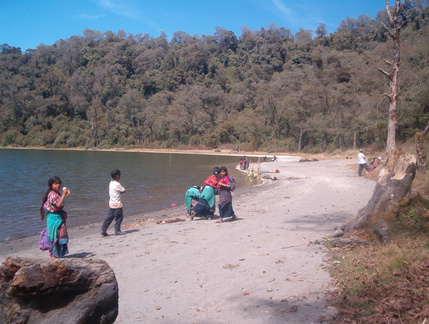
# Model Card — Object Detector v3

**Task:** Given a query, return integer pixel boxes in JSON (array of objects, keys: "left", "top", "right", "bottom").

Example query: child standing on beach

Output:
[
  {"left": 217, "top": 166, "right": 236, "bottom": 223},
  {"left": 40, "top": 176, "right": 69, "bottom": 258},
  {"left": 101, "top": 169, "right": 126, "bottom": 236}
]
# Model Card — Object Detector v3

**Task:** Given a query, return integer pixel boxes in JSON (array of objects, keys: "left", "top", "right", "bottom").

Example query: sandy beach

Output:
[{"left": 0, "top": 157, "right": 375, "bottom": 323}]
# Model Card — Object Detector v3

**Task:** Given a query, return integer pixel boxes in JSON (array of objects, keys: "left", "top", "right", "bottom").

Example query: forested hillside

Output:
[{"left": 1, "top": 1, "right": 429, "bottom": 152}]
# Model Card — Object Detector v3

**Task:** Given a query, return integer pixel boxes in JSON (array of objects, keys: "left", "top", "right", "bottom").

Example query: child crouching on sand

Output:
[{"left": 192, "top": 167, "right": 220, "bottom": 219}]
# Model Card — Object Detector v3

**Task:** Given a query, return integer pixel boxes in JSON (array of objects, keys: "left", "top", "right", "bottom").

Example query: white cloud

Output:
[
  {"left": 270, "top": 0, "right": 321, "bottom": 31},
  {"left": 97, "top": 0, "right": 139, "bottom": 18},
  {"left": 77, "top": 13, "right": 106, "bottom": 20},
  {"left": 272, "top": 0, "right": 293, "bottom": 18}
]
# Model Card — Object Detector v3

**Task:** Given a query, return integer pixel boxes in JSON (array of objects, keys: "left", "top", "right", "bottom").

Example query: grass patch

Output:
[{"left": 328, "top": 175, "right": 429, "bottom": 323}]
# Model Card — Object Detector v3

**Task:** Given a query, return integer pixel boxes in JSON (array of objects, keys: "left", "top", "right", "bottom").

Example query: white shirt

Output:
[
  {"left": 109, "top": 180, "right": 125, "bottom": 208},
  {"left": 358, "top": 152, "right": 366, "bottom": 164}
]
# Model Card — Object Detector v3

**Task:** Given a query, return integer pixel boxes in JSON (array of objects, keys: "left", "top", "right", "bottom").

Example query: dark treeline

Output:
[{"left": 1, "top": 1, "right": 429, "bottom": 153}]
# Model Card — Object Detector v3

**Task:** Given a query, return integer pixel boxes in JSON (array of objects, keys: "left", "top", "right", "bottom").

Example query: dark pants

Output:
[
  {"left": 193, "top": 198, "right": 214, "bottom": 218},
  {"left": 358, "top": 163, "right": 369, "bottom": 176},
  {"left": 219, "top": 202, "right": 234, "bottom": 219},
  {"left": 102, "top": 208, "right": 123, "bottom": 233}
]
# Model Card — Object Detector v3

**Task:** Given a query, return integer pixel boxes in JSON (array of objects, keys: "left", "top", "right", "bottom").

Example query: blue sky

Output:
[{"left": 1, "top": 0, "right": 386, "bottom": 51}]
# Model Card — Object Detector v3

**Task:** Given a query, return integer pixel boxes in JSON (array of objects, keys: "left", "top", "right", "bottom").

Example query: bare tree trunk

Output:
[
  {"left": 298, "top": 128, "right": 303, "bottom": 153},
  {"left": 341, "top": 150, "right": 416, "bottom": 243},
  {"left": 379, "top": 0, "right": 402, "bottom": 154},
  {"left": 353, "top": 132, "right": 357, "bottom": 150}
]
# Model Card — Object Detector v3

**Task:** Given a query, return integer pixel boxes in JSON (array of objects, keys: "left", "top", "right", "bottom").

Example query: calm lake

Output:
[{"left": 0, "top": 149, "right": 247, "bottom": 242}]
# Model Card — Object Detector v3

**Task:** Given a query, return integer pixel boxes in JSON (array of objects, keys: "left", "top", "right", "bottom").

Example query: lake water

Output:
[{"left": 0, "top": 149, "right": 247, "bottom": 242}]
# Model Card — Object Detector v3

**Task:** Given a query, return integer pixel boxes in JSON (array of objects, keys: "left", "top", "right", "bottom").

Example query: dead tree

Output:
[
  {"left": 378, "top": 0, "right": 402, "bottom": 154},
  {"left": 333, "top": 2, "right": 419, "bottom": 245}
]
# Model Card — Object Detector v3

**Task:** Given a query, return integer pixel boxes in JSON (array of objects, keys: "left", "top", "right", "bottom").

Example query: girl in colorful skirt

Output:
[{"left": 40, "top": 176, "right": 69, "bottom": 258}]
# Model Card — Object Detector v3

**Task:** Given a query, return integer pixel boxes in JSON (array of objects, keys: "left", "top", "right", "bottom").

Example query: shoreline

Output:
[
  {"left": 0, "top": 157, "right": 375, "bottom": 323},
  {"left": 1, "top": 147, "right": 278, "bottom": 243},
  {"left": 0, "top": 145, "right": 313, "bottom": 159},
  {"left": 0, "top": 178, "right": 268, "bottom": 254}
]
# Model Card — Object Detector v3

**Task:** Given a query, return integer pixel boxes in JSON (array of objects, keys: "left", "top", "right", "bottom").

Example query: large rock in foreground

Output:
[{"left": 0, "top": 257, "right": 118, "bottom": 324}]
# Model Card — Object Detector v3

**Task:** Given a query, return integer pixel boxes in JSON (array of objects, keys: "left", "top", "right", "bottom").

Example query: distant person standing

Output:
[
  {"left": 239, "top": 156, "right": 249, "bottom": 170},
  {"left": 101, "top": 169, "right": 126, "bottom": 236},
  {"left": 358, "top": 149, "right": 370, "bottom": 176},
  {"left": 273, "top": 155, "right": 278, "bottom": 162}
]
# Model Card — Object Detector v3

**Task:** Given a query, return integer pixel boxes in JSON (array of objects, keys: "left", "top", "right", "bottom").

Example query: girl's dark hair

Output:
[
  {"left": 219, "top": 166, "right": 228, "bottom": 176},
  {"left": 212, "top": 167, "right": 221, "bottom": 179},
  {"left": 40, "top": 176, "right": 62, "bottom": 221}
]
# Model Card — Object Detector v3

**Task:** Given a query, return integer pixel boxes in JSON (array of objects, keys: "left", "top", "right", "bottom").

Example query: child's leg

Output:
[
  {"left": 101, "top": 208, "right": 115, "bottom": 234},
  {"left": 218, "top": 204, "right": 224, "bottom": 219},
  {"left": 114, "top": 208, "right": 124, "bottom": 233}
]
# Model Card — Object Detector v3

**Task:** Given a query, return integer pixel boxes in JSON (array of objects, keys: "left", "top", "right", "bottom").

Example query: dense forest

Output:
[{"left": 1, "top": 1, "right": 429, "bottom": 152}]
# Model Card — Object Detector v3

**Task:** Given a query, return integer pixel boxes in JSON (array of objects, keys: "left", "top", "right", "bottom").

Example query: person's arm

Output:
[
  {"left": 218, "top": 182, "right": 229, "bottom": 188},
  {"left": 118, "top": 183, "right": 126, "bottom": 194},
  {"left": 54, "top": 190, "right": 67, "bottom": 209},
  {"left": 218, "top": 177, "right": 231, "bottom": 189}
]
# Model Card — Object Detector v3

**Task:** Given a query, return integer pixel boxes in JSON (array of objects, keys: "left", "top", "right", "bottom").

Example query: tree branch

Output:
[
  {"left": 378, "top": 68, "right": 392, "bottom": 80},
  {"left": 383, "top": 59, "right": 393, "bottom": 66},
  {"left": 380, "top": 21, "right": 395, "bottom": 37},
  {"left": 385, "top": 0, "right": 394, "bottom": 21}
]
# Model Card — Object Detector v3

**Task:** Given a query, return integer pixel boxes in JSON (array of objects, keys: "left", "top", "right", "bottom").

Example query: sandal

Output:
[{"left": 231, "top": 215, "right": 237, "bottom": 221}]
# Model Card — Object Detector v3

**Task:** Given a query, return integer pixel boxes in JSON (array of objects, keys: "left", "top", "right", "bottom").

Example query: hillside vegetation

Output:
[{"left": 1, "top": 1, "right": 429, "bottom": 153}]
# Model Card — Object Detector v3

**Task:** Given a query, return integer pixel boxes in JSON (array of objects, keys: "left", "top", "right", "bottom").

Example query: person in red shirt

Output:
[{"left": 192, "top": 167, "right": 220, "bottom": 219}]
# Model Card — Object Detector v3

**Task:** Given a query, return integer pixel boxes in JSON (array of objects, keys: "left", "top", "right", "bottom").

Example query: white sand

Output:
[{"left": 0, "top": 157, "right": 375, "bottom": 323}]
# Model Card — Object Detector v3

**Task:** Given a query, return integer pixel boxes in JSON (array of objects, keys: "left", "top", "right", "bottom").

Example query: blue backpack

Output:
[
  {"left": 39, "top": 228, "right": 52, "bottom": 250},
  {"left": 229, "top": 176, "right": 237, "bottom": 191}
]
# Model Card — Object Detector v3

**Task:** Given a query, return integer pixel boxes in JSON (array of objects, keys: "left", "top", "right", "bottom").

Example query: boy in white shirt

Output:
[
  {"left": 101, "top": 169, "right": 126, "bottom": 236},
  {"left": 358, "top": 149, "right": 370, "bottom": 176}
]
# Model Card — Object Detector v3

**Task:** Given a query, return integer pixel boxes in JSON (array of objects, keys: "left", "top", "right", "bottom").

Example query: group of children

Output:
[
  {"left": 185, "top": 166, "right": 236, "bottom": 223},
  {"left": 40, "top": 169, "right": 126, "bottom": 258},
  {"left": 40, "top": 164, "right": 237, "bottom": 259}
]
